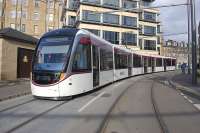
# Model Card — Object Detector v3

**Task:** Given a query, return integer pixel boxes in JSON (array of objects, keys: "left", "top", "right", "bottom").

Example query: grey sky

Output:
[{"left": 152, "top": 0, "right": 200, "bottom": 42}]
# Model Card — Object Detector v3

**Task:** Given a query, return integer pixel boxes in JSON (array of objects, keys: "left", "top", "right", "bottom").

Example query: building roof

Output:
[{"left": 0, "top": 28, "right": 38, "bottom": 44}]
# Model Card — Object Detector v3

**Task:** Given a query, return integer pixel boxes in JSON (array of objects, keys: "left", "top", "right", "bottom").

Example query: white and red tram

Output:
[{"left": 31, "top": 28, "right": 176, "bottom": 100}]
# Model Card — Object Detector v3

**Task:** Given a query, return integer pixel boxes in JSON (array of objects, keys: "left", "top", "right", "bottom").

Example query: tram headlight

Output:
[{"left": 60, "top": 73, "right": 66, "bottom": 81}]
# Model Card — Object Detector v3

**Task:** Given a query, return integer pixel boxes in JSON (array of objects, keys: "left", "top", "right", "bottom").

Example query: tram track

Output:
[
  {"left": 151, "top": 81, "right": 169, "bottom": 133},
  {"left": 2, "top": 100, "right": 69, "bottom": 133},
  {"left": 0, "top": 98, "right": 36, "bottom": 113}
]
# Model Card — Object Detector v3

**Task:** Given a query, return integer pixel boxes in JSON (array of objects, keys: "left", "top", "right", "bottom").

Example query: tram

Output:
[{"left": 31, "top": 28, "right": 176, "bottom": 99}]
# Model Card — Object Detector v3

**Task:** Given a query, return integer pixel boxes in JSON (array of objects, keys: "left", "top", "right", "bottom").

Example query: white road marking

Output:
[
  {"left": 183, "top": 96, "right": 188, "bottom": 99},
  {"left": 188, "top": 99, "right": 194, "bottom": 104},
  {"left": 194, "top": 104, "right": 200, "bottom": 110},
  {"left": 78, "top": 91, "right": 106, "bottom": 112},
  {"left": 180, "top": 93, "right": 184, "bottom": 96}
]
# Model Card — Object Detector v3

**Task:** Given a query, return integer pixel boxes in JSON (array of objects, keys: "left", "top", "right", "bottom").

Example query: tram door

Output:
[
  {"left": 128, "top": 54, "right": 132, "bottom": 76},
  {"left": 144, "top": 57, "right": 148, "bottom": 73},
  {"left": 92, "top": 46, "right": 99, "bottom": 87},
  {"left": 152, "top": 58, "right": 155, "bottom": 72},
  {"left": 164, "top": 59, "right": 167, "bottom": 72}
]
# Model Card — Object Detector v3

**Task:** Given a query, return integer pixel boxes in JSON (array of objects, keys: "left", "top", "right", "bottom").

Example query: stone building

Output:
[
  {"left": 161, "top": 40, "right": 189, "bottom": 66},
  {"left": 0, "top": 0, "right": 63, "bottom": 38},
  {"left": 0, "top": 28, "right": 38, "bottom": 80}
]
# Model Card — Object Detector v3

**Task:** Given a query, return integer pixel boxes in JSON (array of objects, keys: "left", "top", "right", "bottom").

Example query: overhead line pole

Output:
[
  {"left": 190, "top": 0, "right": 197, "bottom": 84},
  {"left": 187, "top": 0, "right": 191, "bottom": 74}
]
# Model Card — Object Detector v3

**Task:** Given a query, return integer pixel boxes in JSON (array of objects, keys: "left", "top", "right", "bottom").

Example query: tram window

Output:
[
  {"left": 166, "top": 59, "right": 171, "bottom": 66},
  {"left": 133, "top": 54, "right": 141, "bottom": 68},
  {"left": 156, "top": 58, "right": 162, "bottom": 67},
  {"left": 172, "top": 59, "right": 176, "bottom": 66},
  {"left": 148, "top": 57, "right": 152, "bottom": 67},
  {"left": 100, "top": 48, "right": 113, "bottom": 71},
  {"left": 72, "top": 43, "right": 91, "bottom": 72},
  {"left": 115, "top": 50, "right": 128, "bottom": 69}
]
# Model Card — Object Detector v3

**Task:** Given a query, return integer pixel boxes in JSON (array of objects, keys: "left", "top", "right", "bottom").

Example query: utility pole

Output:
[
  {"left": 199, "top": 21, "right": 200, "bottom": 68},
  {"left": 190, "top": 0, "right": 197, "bottom": 84},
  {"left": 187, "top": 0, "right": 191, "bottom": 74}
]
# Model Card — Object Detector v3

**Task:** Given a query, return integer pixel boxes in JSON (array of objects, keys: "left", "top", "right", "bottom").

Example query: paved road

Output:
[
  {"left": 0, "top": 72, "right": 200, "bottom": 133},
  {"left": 102, "top": 72, "right": 200, "bottom": 133}
]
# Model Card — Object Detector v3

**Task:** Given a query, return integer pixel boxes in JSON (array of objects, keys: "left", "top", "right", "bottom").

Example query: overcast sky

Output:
[{"left": 152, "top": 0, "right": 200, "bottom": 42}]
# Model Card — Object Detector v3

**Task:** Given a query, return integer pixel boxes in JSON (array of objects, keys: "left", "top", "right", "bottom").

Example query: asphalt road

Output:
[{"left": 0, "top": 72, "right": 200, "bottom": 133}]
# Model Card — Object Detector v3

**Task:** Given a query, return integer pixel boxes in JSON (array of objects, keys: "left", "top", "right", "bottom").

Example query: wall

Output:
[
  {"left": 0, "top": 39, "right": 35, "bottom": 80},
  {"left": 0, "top": 39, "right": 3, "bottom": 80}
]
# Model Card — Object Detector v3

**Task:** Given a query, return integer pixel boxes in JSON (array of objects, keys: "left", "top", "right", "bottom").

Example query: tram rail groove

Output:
[
  {"left": 0, "top": 92, "right": 31, "bottom": 102},
  {"left": 0, "top": 98, "right": 36, "bottom": 113},
  {"left": 4, "top": 101, "right": 68, "bottom": 133},
  {"left": 100, "top": 80, "right": 139, "bottom": 133},
  {"left": 151, "top": 81, "right": 169, "bottom": 133}
]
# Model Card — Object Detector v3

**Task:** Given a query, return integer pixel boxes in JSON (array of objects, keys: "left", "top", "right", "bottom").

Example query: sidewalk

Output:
[
  {"left": 0, "top": 79, "right": 31, "bottom": 101},
  {"left": 170, "top": 71, "right": 200, "bottom": 99}
]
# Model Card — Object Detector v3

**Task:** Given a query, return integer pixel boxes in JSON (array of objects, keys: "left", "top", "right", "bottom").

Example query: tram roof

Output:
[{"left": 42, "top": 28, "right": 79, "bottom": 38}]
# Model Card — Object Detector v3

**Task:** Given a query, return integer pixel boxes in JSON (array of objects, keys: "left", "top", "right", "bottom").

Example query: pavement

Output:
[
  {"left": 0, "top": 79, "right": 31, "bottom": 101},
  {"left": 169, "top": 71, "right": 200, "bottom": 102},
  {"left": 0, "top": 72, "right": 200, "bottom": 133}
]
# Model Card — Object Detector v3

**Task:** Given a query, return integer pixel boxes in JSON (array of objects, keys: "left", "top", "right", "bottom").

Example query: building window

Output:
[
  {"left": 144, "top": 26, "right": 156, "bottom": 36},
  {"left": 81, "top": 0, "right": 100, "bottom": 4},
  {"left": 21, "top": 11, "right": 27, "bottom": 19},
  {"left": 103, "top": 31, "right": 119, "bottom": 44},
  {"left": 139, "top": 25, "right": 143, "bottom": 34},
  {"left": 103, "top": 0, "right": 119, "bottom": 8},
  {"left": 85, "top": 29, "right": 100, "bottom": 36},
  {"left": 122, "top": 16, "right": 137, "bottom": 27},
  {"left": 34, "top": 25, "right": 38, "bottom": 33},
  {"left": 33, "top": 12, "right": 40, "bottom": 20},
  {"left": 157, "top": 25, "right": 161, "bottom": 33},
  {"left": 10, "top": 23, "right": 15, "bottom": 29},
  {"left": 139, "top": 39, "right": 143, "bottom": 49},
  {"left": 10, "top": 10, "right": 16, "bottom": 18},
  {"left": 103, "top": 13, "right": 119, "bottom": 25},
  {"left": 82, "top": 10, "right": 100, "bottom": 22},
  {"left": 19, "top": 0, "right": 28, "bottom": 6},
  {"left": 48, "top": 0, "right": 54, "bottom": 8},
  {"left": 68, "top": 16, "right": 76, "bottom": 26},
  {"left": 48, "top": 14, "right": 54, "bottom": 22},
  {"left": 143, "top": 11, "right": 156, "bottom": 21},
  {"left": 68, "top": 0, "right": 78, "bottom": 9},
  {"left": 144, "top": 40, "right": 156, "bottom": 50},
  {"left": 123, "top": 0, "right": 137, "bottom": 9},
  {"left": 122, "top": 33, "right": 137, "bottom": 46},
  {"left": 34, "top": 0, "right": 40, "bottom": 7},
  {"left": 17, "top": 10, "right": 27, "bottom": 19},
  {"left": 11, "top": 0, "right": 17, "bottom": 5},
  {"left": 21, "top": 24, "right": 25, "bottom": 32}
]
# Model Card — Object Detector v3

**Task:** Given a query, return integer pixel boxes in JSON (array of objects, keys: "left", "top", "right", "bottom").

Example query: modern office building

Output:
[
  {"left": 0, "top": 0, "right": 63, "bottom": 38},
  {"left": 64, "top": 0, "right": 162, "bottom": 55},
  {"left": 0, "top": 0, "right": 162, "bottom": 55}
]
